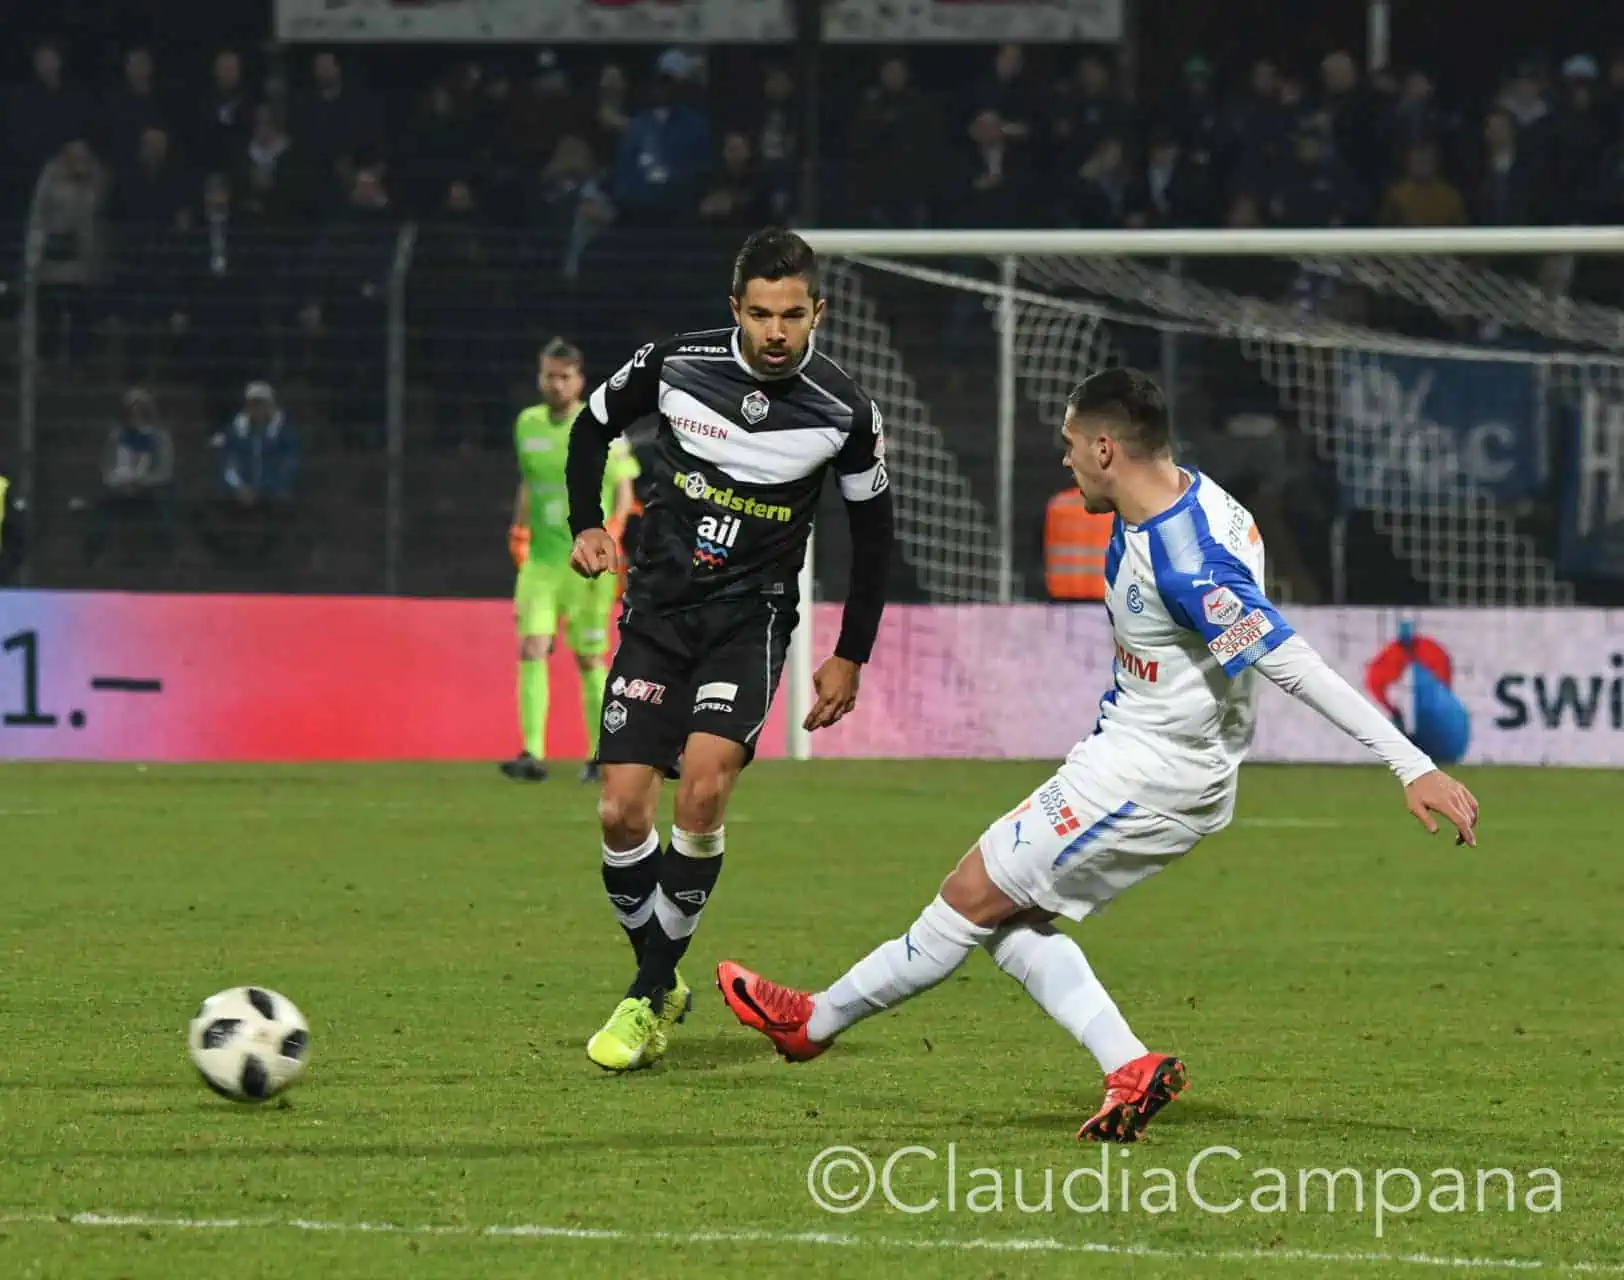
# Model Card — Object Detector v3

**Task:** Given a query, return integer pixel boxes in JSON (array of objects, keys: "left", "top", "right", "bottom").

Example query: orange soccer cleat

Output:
[
  {"left": 716, "top": 961, "right": 828, "bottom": 1063},
  {"left": 1077, "top": 1052, "right": 1187, "bottom": 1143}
]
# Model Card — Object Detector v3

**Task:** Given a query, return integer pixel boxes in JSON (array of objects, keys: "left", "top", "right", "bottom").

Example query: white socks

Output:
[
  {"left": 986, "top": 921, "right": 1148, "bottom": 1073},
  {"left": 804, "top": 900, "right": 1148, "bottom": 1075},
  {"left": 806, "top": 895, "right": 992, "bottom": 1043}
]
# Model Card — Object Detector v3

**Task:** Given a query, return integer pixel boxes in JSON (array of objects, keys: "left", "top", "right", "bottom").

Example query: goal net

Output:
[{"left": 783, "top": 228, "right": 1624, "bottom": 754}]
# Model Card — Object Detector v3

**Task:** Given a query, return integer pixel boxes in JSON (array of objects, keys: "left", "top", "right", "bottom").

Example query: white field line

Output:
[{"left": 0, "top": 1210, "right": 1617, "bottom": 1273}]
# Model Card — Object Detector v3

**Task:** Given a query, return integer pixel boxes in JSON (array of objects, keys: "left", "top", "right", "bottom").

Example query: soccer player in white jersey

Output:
[{"left": 718, "top": 367, "right": 1479, "bottom": 1142}]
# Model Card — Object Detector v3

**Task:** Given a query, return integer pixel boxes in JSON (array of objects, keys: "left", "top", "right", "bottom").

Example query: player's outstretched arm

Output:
[
  {"left": 805, "top": 401, "right": 895, "bottom": 732},
  {"left": 1253, "top": 635, "right": 1479, "bottom": 846}
]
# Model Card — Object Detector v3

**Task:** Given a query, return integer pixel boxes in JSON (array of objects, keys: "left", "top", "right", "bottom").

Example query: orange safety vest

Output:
[{"left": 1044, "top": 491, "right": 1112, "bottom": 600}]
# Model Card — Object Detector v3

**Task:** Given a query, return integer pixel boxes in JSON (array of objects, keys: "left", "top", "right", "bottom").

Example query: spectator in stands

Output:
[
  {"left": 952, "top": 108, "right": 1027, "bottom": 228},
  {"left": 104, "top": 47, "right": 167, "bottom": 169},
  {"left": 110, "top": 126, "right": 189, "bottom": 230},
  {"left": 31, "top": 138, "right": 110, "bottom": 361},
  {"left": 205, "top": 381, "right": 298, "bottom": 564},
  {"left": 509, "top": 49, "right": 583, "bottom": 172},
  {"left": 1379, "top": 140, "right": 1466, "bottom": 226},
  {"left": 404, "top": 82, "right": 476, "bottom": 218},
  {"left": 968, "top": 43, "right": 1036, "bottom": 144},
  {"left": 1049, "top": 53, "right": 1136, "bottom": 178},
  {"left": 302, "top": 166, "right": 396, "bottom": 449},
  {"left": 6, "top": 40, "right": 93, "bottom": 201},
  {"left": 1165, "top": 55, "right": 1224, "bottom": 174},
  {"left": 1317, "top": 50, "right": 1381, "bottom": 184},
  {"left": 292, "top": 51, "right": 379, "bottom": 206},
  {"left": 1072, "top": 134, "right": 1128, "bottom": 228},
  {"left": 417, "top": 179, "right": 503, "bottom": 452},
  {"left": 1226, "top": 190, "right": 1263, "bottom": 227},
  {"left": 1577, "top": 133, "right": 1624, "bottom": 226},
  {"left": 848, "top": 56, "right": 939, "bottom": 227},
  {"left": 468, "top": 62, "right": 527, "bottom": 224},
  {"left": 236, "top": 103, "right": 310, "bottom": 227},
  {"left": 590, "top": 62, "right": 633, "bottom": 164},
  {"left": 87, "top": 387, "right": 176, "bottom": 564},
  {"left": 610, "top": 49, "right": 712, "bottom": 228},
  {"left": 532, "top": 135, "right": 614, "bottom": 276},
  {"left": 1551, "top": 56, "right": 1610, "bottom": 213},
  {"left": 1384, "top": 70, "right": 1459, "bottom": 173},
  {"left": 1496, "top": 59, "right": 1551, "bottom": 132},
  {"left": 753, "top": 65, "right": 800, "bottom": 220},
  {"left": 1268, "top": 123, "right": 1363, "bottom": 227},
  {"left": 165, "top": 172, "right": 269, "bottom": 427},
  {"left": 697, "top": 132, "right": 769, "bottom": 229},
  {"left": 1225, "top": 58, "right": 1293, "bottom": 191},
  {"left": 1127, "top": 129, "right": 1213, "bottom": 229},
  {"left": 196, "top": 49, "right": 254, "bottom": 176},
  {"left": 1473, "top": 108, "right": 1536, "bottom": 225}
]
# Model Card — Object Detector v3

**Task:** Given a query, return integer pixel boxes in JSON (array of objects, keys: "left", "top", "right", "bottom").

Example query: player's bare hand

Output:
[
  {"left": 570, "top": 529, "right": 620, "bottom": 579},
  {"left": 1404, "top": 769, "right": 1479, "bottom": 847},
  {"left": 804, "top": 657, "right": 861, "bottom": 732}
]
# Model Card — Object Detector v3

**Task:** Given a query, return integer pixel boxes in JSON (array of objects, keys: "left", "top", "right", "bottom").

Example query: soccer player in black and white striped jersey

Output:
[{"left": 565, "top": 228, "right": 896, "bottom": 1071}]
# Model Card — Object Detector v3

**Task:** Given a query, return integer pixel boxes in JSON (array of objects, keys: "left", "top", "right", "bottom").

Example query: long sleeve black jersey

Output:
[{"left": 567, "top": 326, "right": 894, "bottom": 662}]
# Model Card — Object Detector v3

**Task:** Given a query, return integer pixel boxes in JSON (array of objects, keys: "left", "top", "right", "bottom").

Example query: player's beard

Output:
[{"left": 741, "top": 333, "right": 803, "bottom": 378}]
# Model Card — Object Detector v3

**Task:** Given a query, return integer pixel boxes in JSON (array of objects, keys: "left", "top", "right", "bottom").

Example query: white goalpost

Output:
[{"left": 780, "top": 225, "right": 1624, "bottom": 760}]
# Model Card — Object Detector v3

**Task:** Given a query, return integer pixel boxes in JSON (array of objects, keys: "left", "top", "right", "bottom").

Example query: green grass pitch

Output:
[{"left": 1, "top": 760, "right": 1621, "bottom": 1278}]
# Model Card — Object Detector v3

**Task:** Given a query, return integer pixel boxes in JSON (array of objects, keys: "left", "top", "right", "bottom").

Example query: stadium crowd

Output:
[
  {"left": 9, "top": 37, "right": 1624, "bottom": 252},
  {"left": 10, "top": 37, "right": 1624, "bottom": 241},
  {"left": 2, "top": 25, "right": 1620, "bottom": 600},
  {"left": 8, "top": 35, "right": 1621, "bottom": 410}
]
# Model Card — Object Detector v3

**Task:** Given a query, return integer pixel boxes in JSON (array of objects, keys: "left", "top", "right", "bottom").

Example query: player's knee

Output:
[
  {"left": 577, "top": 653, "right": 604, "bottom": 674},
  {"left": 673, "top": 768, "right": 732, "bottom": 831},
  {"left": 940, "top": 844, "right": 1022, "bottom": 928},
  {"left": 598, "top": 789, "right": 656, "bottom": 848},
  {"left": 518, "top": 635, "right": 549, "bottom": 662}
]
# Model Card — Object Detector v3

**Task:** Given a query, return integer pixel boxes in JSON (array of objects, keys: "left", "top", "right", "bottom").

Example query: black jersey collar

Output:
[{"left": 730, "top": 327, "right": 816, "bottom": 381}]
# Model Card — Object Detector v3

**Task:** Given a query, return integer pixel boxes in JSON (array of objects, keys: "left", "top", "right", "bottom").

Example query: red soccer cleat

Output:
[
  {"left": 716, "top": 961, "right": 829, "bottom": 1062},
  {"left": 1077, "top": 1052, "right": 1187, "bottom": 1143}
]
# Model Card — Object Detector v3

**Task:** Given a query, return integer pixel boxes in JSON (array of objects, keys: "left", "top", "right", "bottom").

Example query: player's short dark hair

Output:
[
  {"left": 731, "top": 227, "right": 820, "bottom": 301},
  {"left": 539, "top": 336, "right": 583, "bottom": 367},
  {"left": 1066, "top": 367, "right": 1171, "bottom": 458}
]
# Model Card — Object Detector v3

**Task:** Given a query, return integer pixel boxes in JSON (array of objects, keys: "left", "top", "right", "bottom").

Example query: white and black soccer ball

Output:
[{"left": 188, "top": 986, "right": 310, "bottom": 1102}]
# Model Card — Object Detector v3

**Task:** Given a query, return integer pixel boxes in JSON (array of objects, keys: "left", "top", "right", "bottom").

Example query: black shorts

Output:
[{"left": 597, "top": 598, "right": 797, "bottom": 772}]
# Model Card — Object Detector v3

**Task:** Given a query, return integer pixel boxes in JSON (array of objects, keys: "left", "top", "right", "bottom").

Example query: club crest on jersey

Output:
[
  {"left": 693, "top": 514, "right": 742, "bottom": 569},
  {"left": 741, "top": 390, "right": 770, "bottom": 424},
  {"left": 1202, "top": 586, "right": 1244, "bottom": 627},
  {"left": 1125, "top": 582, "right": 1144, "bottom": 614}
]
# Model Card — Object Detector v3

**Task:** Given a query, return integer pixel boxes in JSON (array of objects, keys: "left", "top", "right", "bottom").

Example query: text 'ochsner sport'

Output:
[{"left": 805, "top": 1144, "right": 1561, "bottom": 1238}]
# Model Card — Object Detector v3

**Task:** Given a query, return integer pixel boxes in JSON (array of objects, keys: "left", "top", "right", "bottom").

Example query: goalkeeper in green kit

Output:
[{"left": 502, "top": 338, "right": 639, "bottom": 783}]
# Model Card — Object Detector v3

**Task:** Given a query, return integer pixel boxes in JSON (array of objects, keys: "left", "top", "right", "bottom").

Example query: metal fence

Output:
[
  {"left": 4, "top": 221, "right": 753, "bottom": 597},
  {"left": 6, "top": 219, "right": 1613, "bottom": 605}
]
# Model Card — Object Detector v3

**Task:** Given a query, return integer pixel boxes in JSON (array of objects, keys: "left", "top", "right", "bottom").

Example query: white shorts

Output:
[{"left": 978, "top": 770, "right": 1204, "bottom": 923}]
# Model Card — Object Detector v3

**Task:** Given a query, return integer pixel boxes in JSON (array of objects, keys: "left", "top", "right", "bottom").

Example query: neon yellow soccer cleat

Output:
[
  {"left": 645, "top": 970, "right": 693, "bottom": 1063},
  {"left": 586, "top": 996, "right": 659, "bottom": 1072}
]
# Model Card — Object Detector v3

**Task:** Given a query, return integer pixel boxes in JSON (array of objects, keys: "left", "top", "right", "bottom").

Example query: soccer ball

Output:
[{"left": 188, "top": 986, "right": 310, "bottom": 1102}]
